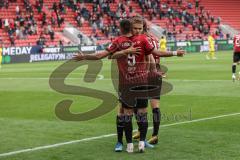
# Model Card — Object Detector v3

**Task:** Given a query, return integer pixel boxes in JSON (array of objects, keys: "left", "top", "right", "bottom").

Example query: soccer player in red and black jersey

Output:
[
  {"left": 131, "top": 19, "right": 162, "bottom": 144},
  {"left": 232, "top": 33, "right": 240, "bottom": 81},
  {"left": 129, "top": 16, "right": 185, "bottom": 145},
  {"left": 105, "top": 20, "right": 150, "bottom": 153},
  {"left": 142, "top": 22, "right": 162, "bottom": 145},
  {"left": 108, "top": 24, "right": 156, "bottom": 153}
]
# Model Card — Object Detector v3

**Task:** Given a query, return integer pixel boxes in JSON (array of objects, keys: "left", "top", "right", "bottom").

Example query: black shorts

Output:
[
  {"left": 120, "top": 98, "right": 148, "bottom": 109},
  {"left": 119, "top": 84, "right": 149, "bottom": 109},
  {"left": 148, "top": 72, "right": 162, "bottom": 100},
  {"left": 233, "top": 52, "right": 240, "bottom": 63},
  {"left": 118, "top": 71, "right": 162, "bottom": 107}
]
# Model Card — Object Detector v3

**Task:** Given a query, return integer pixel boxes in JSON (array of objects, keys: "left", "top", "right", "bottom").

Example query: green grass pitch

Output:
[{"left": 0, "top": 51, "right": 240, "bottom": 160}]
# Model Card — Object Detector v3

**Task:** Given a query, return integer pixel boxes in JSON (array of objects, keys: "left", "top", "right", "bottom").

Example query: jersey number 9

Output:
[{"left": 127, "top": 54, "right": 136, "bottom": 66}]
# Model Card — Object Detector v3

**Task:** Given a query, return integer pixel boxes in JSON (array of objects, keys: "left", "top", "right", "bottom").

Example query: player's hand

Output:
[
  {"left": 125, "top": 45, "right": 141, "bottom": 56},
  {"left": 176, "top": 50, "right": 185, "bottom": 57},
  {"left": 151, "top": 70, "right": 166, "bottom": 78},
  {"left": 73, "top": 51, "right": 85, "bottom": 61}
]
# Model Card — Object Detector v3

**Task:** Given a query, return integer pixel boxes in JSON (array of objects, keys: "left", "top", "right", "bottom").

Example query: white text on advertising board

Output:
[{"left": 2, "top": 47, "right": 32, "bottom": 55}]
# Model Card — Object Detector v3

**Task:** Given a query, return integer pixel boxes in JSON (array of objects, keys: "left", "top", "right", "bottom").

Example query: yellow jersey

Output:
[
  {"left": 0, "top": 48, "right": 2, "bottom": 64},
  {"left": 208, "top": 35, "right": 215, "bottom": 51},
  {"left": 159, "top": 38, "right": 167, "bottom": 51}
]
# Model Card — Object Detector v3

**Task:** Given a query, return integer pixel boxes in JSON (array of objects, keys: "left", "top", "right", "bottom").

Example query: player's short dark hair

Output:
[{"left": 120, "top": 19, "right": 131, "bottom": 35}]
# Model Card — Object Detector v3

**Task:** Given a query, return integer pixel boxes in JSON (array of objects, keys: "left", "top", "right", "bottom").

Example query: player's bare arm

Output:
[
  {"left": 152, "top": 48, "right": 185, "bottom": 57},
  {"left": 145, "top": 54, "right": 150, "bottom": 70},
  {"left": 147, "top": 54, "right": 157, "bottom": 72},
  {"left": 150, "top": 54, "right": 158, "bottom": 71},
  {"left": 110, "top": 45, "right": 142, "bottom": 59},
  {"left": 73, "top": 50, "right": 110, "bottom": 61}
]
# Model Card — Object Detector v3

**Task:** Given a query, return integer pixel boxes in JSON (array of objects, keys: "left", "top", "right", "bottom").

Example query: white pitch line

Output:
[
  {"left": 0, "top": 75, "right": 105, "bottom": 80},
  {"left": 0, "top": 112, "right": 240, "bottom": 158}
]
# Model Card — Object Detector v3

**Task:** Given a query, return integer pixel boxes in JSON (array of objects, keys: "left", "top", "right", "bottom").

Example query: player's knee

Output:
[
  {"left": 124, "top": 108, "right": 133, "bottom": 116},
  {"left": 151, "top": 105, "right": 159, "bottom": 109},
  {"left": 150, "top": 99, "right": 159, "bottom": 109},
  {"left": 137, "top": 108, "right": 147, "bottom": 114}
]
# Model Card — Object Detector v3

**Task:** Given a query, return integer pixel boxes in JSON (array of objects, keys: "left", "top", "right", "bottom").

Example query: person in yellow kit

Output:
[
  {"left": 159, "top": 36, "right": 167, "bottom": 52},
  {"left": 158, "top": 36, "right": 167, "bottom": 78},
  {"left": 207, "top": 34, "right": 216, "bottom": 59},
  {"left": 0, "top": 48, "right": 2, "bottom": 69}
]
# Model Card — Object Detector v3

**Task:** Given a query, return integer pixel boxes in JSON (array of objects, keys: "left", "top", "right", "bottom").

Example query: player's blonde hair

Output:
[
  {"left": 130, "top": 15, "right": 144, "bottom": 25},
  {"left": 130, "top": 15, "right": 148, "bottom": 35}
]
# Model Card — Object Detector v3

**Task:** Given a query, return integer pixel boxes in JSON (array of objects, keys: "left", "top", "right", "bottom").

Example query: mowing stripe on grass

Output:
[
  {"left": 0, "top": 78, "right": 235, "bottom": 82},
  {"left": 0, "top": 112, "right": 240, "bottom": 158}
]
